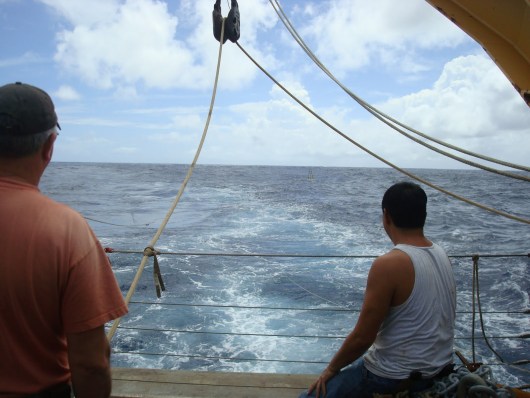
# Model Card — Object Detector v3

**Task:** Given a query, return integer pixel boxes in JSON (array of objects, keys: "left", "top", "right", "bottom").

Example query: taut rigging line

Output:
[
  {"left": 236, "top": 41, "right": 529, "bottom": 225},
  {"left": 268, "top": 0, "right": 530, "bottom": 180}
]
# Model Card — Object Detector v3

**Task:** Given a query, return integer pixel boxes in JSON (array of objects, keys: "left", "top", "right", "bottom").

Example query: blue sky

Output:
[{"left": 1, "top": 0, "right": 529, "bottom": 168}]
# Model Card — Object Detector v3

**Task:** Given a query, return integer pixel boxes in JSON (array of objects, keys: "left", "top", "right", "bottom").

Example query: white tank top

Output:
[{"left": 364, "top": 243, "right": 456, "bottom": 379}]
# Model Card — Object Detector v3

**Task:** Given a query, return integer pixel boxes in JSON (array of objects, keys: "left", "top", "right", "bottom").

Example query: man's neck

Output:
[
  {"left": 391, "top": 228, "right": 431, "bottom": 247},
  {"left": 0, "top": 157, "right": 44, "bottom": 186}
]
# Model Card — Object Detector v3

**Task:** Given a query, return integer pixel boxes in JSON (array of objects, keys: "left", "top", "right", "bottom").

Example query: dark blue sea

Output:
[{"left": 40, "top": 163, "right": 529, "bottom": 387}]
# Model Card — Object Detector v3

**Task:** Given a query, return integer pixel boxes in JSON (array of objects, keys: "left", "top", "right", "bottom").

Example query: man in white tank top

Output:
[{"left": 300, "top": 182, "right": 456, "bottom": 398}]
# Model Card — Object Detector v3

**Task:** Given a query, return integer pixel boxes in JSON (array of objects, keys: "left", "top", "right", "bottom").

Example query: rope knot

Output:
[
  {"left": 143, "top": 246, "right": 165, "bottom": 298},
  {"left": 143, "top": 246, "right": 159, "bottom": 257}
]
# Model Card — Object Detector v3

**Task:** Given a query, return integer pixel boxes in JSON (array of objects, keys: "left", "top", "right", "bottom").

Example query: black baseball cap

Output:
[{"left": 0, "top": 82, "right": 60, "bottom": 136}]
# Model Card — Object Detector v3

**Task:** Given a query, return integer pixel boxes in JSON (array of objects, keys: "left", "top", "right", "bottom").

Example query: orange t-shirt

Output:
[{"left": 0, "top": 177, "right": 128, "bottom": 395}]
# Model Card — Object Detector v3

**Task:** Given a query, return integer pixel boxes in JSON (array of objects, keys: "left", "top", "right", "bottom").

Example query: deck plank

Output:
[{"left": 111, "top": 368, "right": 314, "bottom": 398}]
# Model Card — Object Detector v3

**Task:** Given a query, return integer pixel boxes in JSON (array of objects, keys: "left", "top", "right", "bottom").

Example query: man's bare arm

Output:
[
  {"left": 328, "top": 256, "right": 396, "bottom": 370},
  {"left": 307, "top": 256, "right": 398, "bottom": 397},
  {"left": 67, "top": 325, "right": 111, "bottom": 398}
]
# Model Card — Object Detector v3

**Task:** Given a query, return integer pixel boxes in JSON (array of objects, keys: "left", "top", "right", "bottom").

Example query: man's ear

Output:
[
  {"left": 41, "top": 132, "right": 57, "bottom": 165},
  {"left": 382, "top": 208, "right": 393, "bottom": 225}
]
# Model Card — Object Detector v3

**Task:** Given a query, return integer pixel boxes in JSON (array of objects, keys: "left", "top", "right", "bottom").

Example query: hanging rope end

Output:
[{"left": 144, "top": 246, "right": 166, "bottom": 298}]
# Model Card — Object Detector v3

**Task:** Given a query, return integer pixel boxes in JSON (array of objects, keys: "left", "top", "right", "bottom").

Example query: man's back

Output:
[
  {"left": 364, "top": 243, "right": 456, "bottom": 379},
  {"left": 0, "top": 81, "right": 128, "bottom": 397},
  {"left": 0, "top": 176, "right": 127, "bottom": 394},
  {"left": 300, "top": 182, "right": 457, "bottom": 398}
]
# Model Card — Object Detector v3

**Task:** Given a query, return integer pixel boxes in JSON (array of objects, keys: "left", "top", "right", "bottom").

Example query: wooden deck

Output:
[{"left": 111, "top": 368, "right": 314, "bottom": 397}]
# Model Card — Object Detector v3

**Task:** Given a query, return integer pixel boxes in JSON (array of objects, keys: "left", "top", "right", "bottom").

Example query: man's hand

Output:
[
  {"left": 307, "top": 366, "right": 339, "bottom": 398},
  {"left": 67, "top": 325, "right": 111, "bottom": 398}
]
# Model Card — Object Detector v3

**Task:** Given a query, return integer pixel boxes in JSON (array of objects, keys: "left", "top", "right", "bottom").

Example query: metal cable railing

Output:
[
  {"left": 125, "top": 300, "right": 530, "bottom": 315},
  {"left": 107, "top": 251, "right": 530, "bottom": 378},
  {"left": 105, "top": 248, "right": 528, "bottom": 259},
  {"left": 114, "top": 324, "right": 529, "bottom": 342},
  {"left": 110, "top": 350, "right": 530, "bottom": 369}
]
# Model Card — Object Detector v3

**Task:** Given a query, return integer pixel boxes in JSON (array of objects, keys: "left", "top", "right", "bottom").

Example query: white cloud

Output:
[
  {"left": 113, "top": 86, "right": 139, "bottom": 100},
  {"left": 114, "top": 146, "right": 138, "bottom": 154},
  {"left": 0, "top": 52, "right": 45, "bottom": 68},
  {"left": 197, "top": 50, "right": 530, "bottom": 168},
  {"left": 270, "top": 76, "right": 311, "bottom": 105},
  {"left": 39, "top": 0, "right": 120, "bottom": 27},
  {"left": 54, "top": 85, "right": 81, "bottom": 100},
  {"left": 385, "top": 55, "right": 530, "bottom": 136},
  {"left": 369, "top": 54, "right": 530, "bottom": 167},
  {"left": 302, "top": 0, "right": 469, "bottom": 74},
  {"left": 42, "top": 0, "right": 278, "bottom": 93},
  {"left": 149, "top": 130, "right": 196, "bottom": 144},
  {"left": 50, "top": 0, "right": 197, "bottom": 89},
  {"left": 22, "top": 0, "right": 528, "bottom": 167},
  {"left": 41, "top": 0, "right": 472, "bottom": 95}
]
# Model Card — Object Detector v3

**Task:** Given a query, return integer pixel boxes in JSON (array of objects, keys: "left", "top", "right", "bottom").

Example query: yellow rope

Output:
[
  {"left": 106, "top": 18, "right": 227, "bottom": 341},
  {"left": 236, "top": 42, "right": 530, "bottom": 225}
]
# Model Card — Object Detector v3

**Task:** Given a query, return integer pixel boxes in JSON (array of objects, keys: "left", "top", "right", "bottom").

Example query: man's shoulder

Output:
[
  {"left": 371, "top": 249, "right": 415, "bottom": 307},
  {"left": 2, "top": 179, "right": 85, "bottom": 224},
  {"left": 374, "top": 249, "right": 411, "bottom": 266},
  {"left": 40, "top": 193, "right": 84, "bottom": 219},
  {"left": 34, "top": 193, "right": 91, "bottom": 235},
  {"left": 370, "top": 249, "right": 414, "bottom": 280}
]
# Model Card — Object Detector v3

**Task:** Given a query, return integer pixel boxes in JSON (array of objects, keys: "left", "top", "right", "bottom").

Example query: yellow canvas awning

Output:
[{"left": 426, "top": 0, "right": 530, "bottom": 107}]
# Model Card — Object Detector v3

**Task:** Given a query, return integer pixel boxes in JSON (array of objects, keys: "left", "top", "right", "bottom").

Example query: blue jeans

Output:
[{"left": 299, "top": 358, "right": 432, "bottom": 398}]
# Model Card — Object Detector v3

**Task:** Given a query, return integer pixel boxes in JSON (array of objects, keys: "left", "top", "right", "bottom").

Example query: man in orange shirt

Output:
[{"left": 0, "top": 82, "right": 128, "bottom": 397}]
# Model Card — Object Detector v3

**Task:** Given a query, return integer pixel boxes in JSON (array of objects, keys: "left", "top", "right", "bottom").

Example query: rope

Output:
[
  {"left": 284, "top": 274, "right": 342, "bottom": 307},
  {"left": 105, "top": 248, "right": 378, "bottom": 257},
  {"left": 235, "top": 42, "right": 530, "bottom": 225},
  {"left": 128, "top": 300, "right": 360, "bottom": 312},
  {"left": 471, "top": 255, "right": 505, "bottom": 363},
  {"left": 126, "top": 300, "right": 530, "bottom": 315},
  {"left": 144, "top": 246, "right": 165, "bottom": 298},
  {"left": 471, "top": 256, "right": 477, "bottom": 363},
  {"left": 111, "top": 349, "right": 327, "bottom": 365},
  {"left": 110, "top": 346, "right": 530, "bottom": 371},
  {"left": 103, "top": 248, "right": 529, "bottom": 259},
  {"left": 106, "top": 18, "right": 227, "bottom": 342},
  {"left": 84, "top": 216, "right": 151, "bottom": 228},
  {"left": 117, "top": 325, "right": 345, "bottom": 340},
  {"left": 269, "top": 0, "right": 530, "bottom": 176},
  {"left": 114, "top": 324, "right": 530, "bottom": 342}
]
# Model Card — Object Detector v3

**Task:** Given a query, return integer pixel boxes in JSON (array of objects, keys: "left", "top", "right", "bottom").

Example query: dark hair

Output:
[
  {"left": 0, "top": 82, "right": 60, "bottom": 158},
  {"left": 0, "top": 128, "right": 55, "bottom": 158},
  {"left": 382, "top": 181, "right": 427, "bottom": 228}
]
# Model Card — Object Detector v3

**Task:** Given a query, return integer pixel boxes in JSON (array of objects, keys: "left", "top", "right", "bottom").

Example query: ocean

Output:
[{"left": 40, "top": 162, "right": 529, "bottom": 387}]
